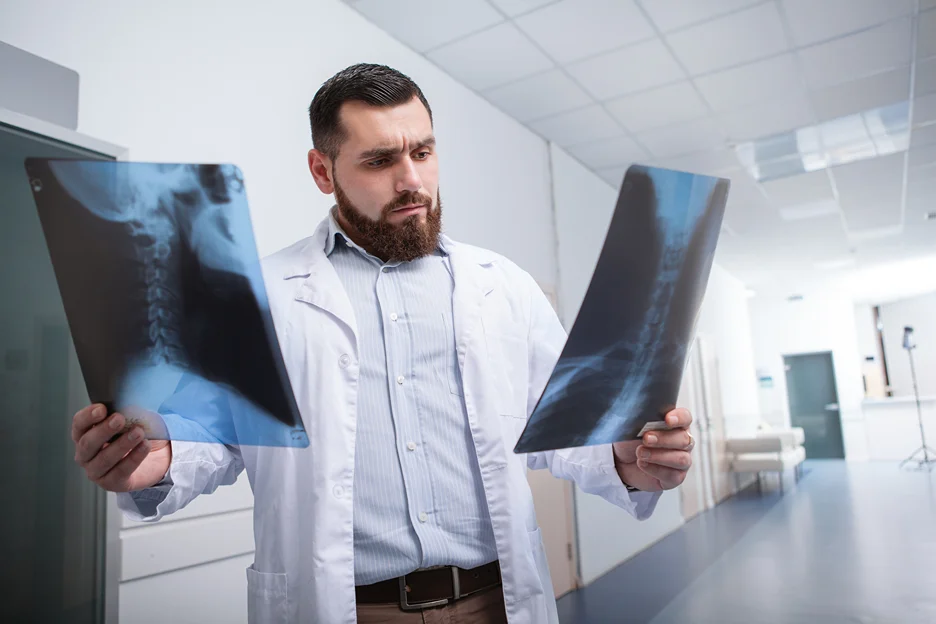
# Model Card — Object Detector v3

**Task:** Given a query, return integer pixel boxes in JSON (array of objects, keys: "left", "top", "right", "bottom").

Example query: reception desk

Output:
[{"left": 862, "top": 395, "right": 936, "bottom": 461}]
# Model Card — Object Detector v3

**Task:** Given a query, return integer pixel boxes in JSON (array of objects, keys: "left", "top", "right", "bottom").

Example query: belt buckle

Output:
[{"left": 398, "top": 566, "right": 460, "bottom": 611}]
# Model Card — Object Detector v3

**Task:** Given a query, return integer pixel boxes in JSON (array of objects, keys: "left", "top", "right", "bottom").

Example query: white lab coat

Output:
[{"left": 119, "top": 217, "right": 659, "bottom": 624}]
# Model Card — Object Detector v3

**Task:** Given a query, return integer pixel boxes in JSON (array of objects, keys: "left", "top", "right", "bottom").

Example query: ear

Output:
[{"left": 308, "top": 149, "right": 335, "bottom": 194}]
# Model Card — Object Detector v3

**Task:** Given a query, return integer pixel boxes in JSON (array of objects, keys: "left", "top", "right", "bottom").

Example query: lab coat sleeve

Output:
[
  {"left": 116, "top": 377, "right": 245, "bottom": 522},
  {"left": 522, "top": 276, "right": 661, "bottom": 521}
]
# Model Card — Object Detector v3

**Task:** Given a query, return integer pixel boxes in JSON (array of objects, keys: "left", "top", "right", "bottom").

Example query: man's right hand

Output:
[{"left": 72, "top": 403, "right": 172, "bottom": 492}]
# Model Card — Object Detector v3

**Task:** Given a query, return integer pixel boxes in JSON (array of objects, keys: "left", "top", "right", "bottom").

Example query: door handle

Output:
[{"left": 824, "top": 403, "right": 839, "bottom": 411}]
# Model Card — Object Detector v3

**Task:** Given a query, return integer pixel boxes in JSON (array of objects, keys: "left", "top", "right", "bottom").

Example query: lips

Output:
[{"left": 392, "top": 203, "right": 427, "bottom": 213}]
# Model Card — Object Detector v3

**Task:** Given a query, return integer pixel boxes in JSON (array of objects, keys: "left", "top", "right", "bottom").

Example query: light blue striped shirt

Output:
[{"left": 324, "top": 210, "right": 498, "bottom": 585}]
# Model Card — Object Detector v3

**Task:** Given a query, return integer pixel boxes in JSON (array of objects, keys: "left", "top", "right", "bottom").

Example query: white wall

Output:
[
  {"left": 0, "top": 1, "right": 559, "bottom": 620},
  {"left": 549, "top": 144, "right": 760, "bottom": 584},
  {"left": 748, "top": 292, "right": 870, "bottom": 461},
  {"left": 878, "top": 292, "right": 936, "bottom": 398}
]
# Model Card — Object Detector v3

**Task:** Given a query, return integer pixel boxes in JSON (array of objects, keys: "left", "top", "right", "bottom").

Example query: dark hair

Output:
[{"left": 308, "top": 63, "right": 433, "bottom": 159}]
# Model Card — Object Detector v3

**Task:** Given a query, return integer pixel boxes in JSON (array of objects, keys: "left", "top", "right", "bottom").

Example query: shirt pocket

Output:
[{"left": 246, "top": 564, "right": 288, "bottom": 624}]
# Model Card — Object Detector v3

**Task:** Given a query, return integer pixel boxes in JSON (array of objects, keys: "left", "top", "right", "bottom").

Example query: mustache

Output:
[{"left": 383, "top": 191, "right": 433, "bottom": 215}]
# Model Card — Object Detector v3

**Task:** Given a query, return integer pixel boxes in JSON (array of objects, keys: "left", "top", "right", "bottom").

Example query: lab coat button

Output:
[{"left": 339, "top": 354, "right": 351, "bottom": 369}]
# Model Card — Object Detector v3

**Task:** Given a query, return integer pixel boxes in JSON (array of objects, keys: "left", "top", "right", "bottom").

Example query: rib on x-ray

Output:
[
  {"left": 25, "top": 159, "right": 308, "bottom": 447},
  {"left": 514, "top": 165, "right": 729, "bottom": 454}
]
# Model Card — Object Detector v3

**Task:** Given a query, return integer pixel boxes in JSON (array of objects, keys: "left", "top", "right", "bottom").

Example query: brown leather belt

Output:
[{"left": 355, "top": 561, "right": 501, "bottom": 611}]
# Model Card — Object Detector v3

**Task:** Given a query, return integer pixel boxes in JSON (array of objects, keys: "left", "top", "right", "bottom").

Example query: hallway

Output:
[{"left": 558, "top": 461, "right": 936, "bottom": 624}]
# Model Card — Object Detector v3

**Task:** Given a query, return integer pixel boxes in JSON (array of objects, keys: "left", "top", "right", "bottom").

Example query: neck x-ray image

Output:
[
  {"left": 25, "top": 159, "right": 308, "bottom": 448},
  {"left": 514, "top": 165, "right": 729, "bottom": 454}
]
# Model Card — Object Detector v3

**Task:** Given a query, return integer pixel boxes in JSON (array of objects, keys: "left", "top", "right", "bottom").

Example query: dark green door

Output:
[{"left": 784, "top": 352, "right": 845, "bottom": 459}]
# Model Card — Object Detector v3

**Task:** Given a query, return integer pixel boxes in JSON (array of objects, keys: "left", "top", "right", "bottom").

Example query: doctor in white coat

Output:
[{"left": 71, "top": 63, "right": 696, "bottom": 624}]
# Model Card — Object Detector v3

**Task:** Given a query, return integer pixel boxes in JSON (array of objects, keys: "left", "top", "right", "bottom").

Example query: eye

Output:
[
  {"left": 414, "top": 151, "right": 431, "bottom": 160},
  {"left": 367, "top": 158, "right": 388, "bottom": 168}
]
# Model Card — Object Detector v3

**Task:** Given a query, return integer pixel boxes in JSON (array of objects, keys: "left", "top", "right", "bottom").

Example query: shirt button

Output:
[
  {"left": 397, "top": 375, "right": 405, "bottom": 385},
  {"left": 333, "top": 485, "right": 344, "bottom": 498},
  {"left": 390, "top": 313, "right": 399, "bottom": 322},
  {"left": 406, "top": 441, "right": 416, "bottom": 451},
  {"left": 338, "top": 354, "right": 351, "bottom": 369},
  {"left": 418, "top": 512, "right": 428, "bottom": 523}
]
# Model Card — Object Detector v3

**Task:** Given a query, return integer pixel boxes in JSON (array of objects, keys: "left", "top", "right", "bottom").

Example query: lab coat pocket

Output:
[
  {"left": 482, "top": 318, "right": 529, "bottom": 418},
  {"left": 246, "top": 564, "right": 288, "bottom": 624}
]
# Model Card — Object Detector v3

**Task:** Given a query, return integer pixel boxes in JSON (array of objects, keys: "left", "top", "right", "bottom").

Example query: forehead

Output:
[{"left": 337, "top": 97, "right": 432, "bottom": 150}]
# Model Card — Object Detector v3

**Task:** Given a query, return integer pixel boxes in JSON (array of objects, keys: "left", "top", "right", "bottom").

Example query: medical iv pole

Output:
[{"left": 900, "top": 326, "right": 936, "bottom": 471}]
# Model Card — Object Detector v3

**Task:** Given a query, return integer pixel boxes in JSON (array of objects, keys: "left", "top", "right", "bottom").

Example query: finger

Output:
[
  {"left": 643, "top": 429, "right": 693, "bottom": 450},
  {"left": 97, "top": 440, "right": 150, "bottom": 492},
  {"left": 637, "top": 447, "right": 692, "bottom": 471},
  {"left": 664, "top": 408, "right": 692, "bottom": 429},
  {"left": 75, "top": 412, "right": 126, "bottom": 464},
  {"left": 72, "top": 403, "right": 108, "bottom": 443},
  {"left": 636, "top": 460, "right": 688, "bottom": 489},
  {"left": 85, "top": 428, "right": 147, "bottom": 481}
]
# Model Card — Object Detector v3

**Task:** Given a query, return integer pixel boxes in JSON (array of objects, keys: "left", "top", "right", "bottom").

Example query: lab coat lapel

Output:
[
  {"left": 446, "top": 238, "right": 508, "bottom": 474},
  {"left": 284, "top": 221, "right": 358, "bottom": 338}
]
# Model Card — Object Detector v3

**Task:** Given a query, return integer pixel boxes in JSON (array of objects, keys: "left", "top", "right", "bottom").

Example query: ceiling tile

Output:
[
  {"left": 528, "top": 104, "right": 624, "bottom": 146},
  {"left": 514, "top": 0, "right": 654, "bottom": 64},
  {"left": 917, "top": 57, "right": 936, "bottom": 98},
  {"left": 920, "top": 9, "right": 936, "bottom": 59},
  {"left": 486, "top": 0, "right": 558, "bottom": 17},
  {"left": 908, "top": 143, "right": 936, "bottom": 168},
  {"left": 352, "top": 0, "right": 503, "bottom": 53},
  {"left": 566, "top": 135, "right": 651, "bottom": 169},
  {"left": 605, "top": 82, "right": 709, "bottom": 133},
  {"left": 484, "top": 69, "right": 593, "bottom": 122},
  {"left": 426, "top": 23, "right": 554, "bottom": 91},
  {"left": 635, "top": 117, "right": 726, "bottom": 159},
  {"left": 719, "top": 91, "right": 815, "bottom": 141},
  {"left": 797, "top": 19, "right": 913, "bottom": 90},
  {"left": 781, "top": 0, "right": 915, "bottom": 48},
  {"left": 761, "top": 170, "right": 835, "bottom": 206},
  {"left": 832, "top": 153, "right": 905, "bottom": 231},
  {"left": 639, "top": 0, "right": 763, "bottom": 33},
  {"left": 566, "top": 39, "right": 685, "bottom": 100},
  {"left": 810, "top": 67, "right": 911, "bottom": 122},
  {"left": 596, "top": 165, "right": 629, "bottom": 187},
  {"left": 666, "top": 3, "right": 788, "bottom": 76},
  {"left": 654, "top": 149, "right": 741, "bottom": 175},
  {"left": 694, "top": 54, "right": 804, "bottom": 111},
  {"left": 912, "top": 122, "right": 936, "bottom": 149},
  {"left": 915, "top": 93, "right": 936, "bottom": 125}
]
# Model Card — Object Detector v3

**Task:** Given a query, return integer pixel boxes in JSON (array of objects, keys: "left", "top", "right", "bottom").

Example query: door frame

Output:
[{"left": 2, "top": 106, "right": 127, "bottom": 624}]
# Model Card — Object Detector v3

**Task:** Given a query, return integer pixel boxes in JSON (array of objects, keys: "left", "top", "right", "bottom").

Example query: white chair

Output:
[{"left": 726, "top": 428, "right": 806, "bottom": 493}]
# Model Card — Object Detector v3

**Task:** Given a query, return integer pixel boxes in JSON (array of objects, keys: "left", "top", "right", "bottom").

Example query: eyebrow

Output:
[{"left": 357, "top": 136, "right": 436, "bottom": 161}]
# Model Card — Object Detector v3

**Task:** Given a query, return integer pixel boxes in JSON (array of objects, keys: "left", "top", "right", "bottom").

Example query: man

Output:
[{"left": 71, "top": 64, "right": 695, "bottom": 624}]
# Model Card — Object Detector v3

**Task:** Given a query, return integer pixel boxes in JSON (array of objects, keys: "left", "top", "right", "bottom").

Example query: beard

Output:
[{"left": 333, "top": 175, "right": 442, "bottom": 263}]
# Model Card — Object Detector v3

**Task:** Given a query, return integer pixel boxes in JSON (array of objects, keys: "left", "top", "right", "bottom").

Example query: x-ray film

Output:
[
  {"left": 25, "top": 159, "right": 308, "bottom": 448},
  {"left": 514, "top": 165, "right": 729, "bottom": 454}
]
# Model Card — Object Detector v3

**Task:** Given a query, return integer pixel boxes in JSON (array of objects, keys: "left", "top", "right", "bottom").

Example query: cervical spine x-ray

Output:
[
  {"left": 514, "top": 165, "right": 729, "bottom": 454},
  {"left": 25, "top": 159, "right": 308, "bottom": 448}
]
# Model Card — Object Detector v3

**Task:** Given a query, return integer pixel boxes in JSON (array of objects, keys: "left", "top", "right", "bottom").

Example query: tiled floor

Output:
[{"left": 558, "top": 461, "right": 936, "bottom": 624}]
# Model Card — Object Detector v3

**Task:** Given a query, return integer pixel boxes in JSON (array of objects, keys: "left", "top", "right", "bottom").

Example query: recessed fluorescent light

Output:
[
  {"left": 779, "top": 199, "right": 841, "bottom": 221},
  {"left": 734, "top": 101, "right": 910, "bottom": 183},
  {"left": 744, "top": 289, "right": 757, "bottom": 298}
]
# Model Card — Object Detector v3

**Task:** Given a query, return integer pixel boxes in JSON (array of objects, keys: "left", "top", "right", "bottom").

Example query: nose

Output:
[{"left": 395, "top": 156, "right": 423, "bottom": 195}]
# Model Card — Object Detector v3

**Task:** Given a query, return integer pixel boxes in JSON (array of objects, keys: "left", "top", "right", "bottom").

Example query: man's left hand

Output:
[{"left": 612, "top": 408, "right": 694, "bottom": 492}]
